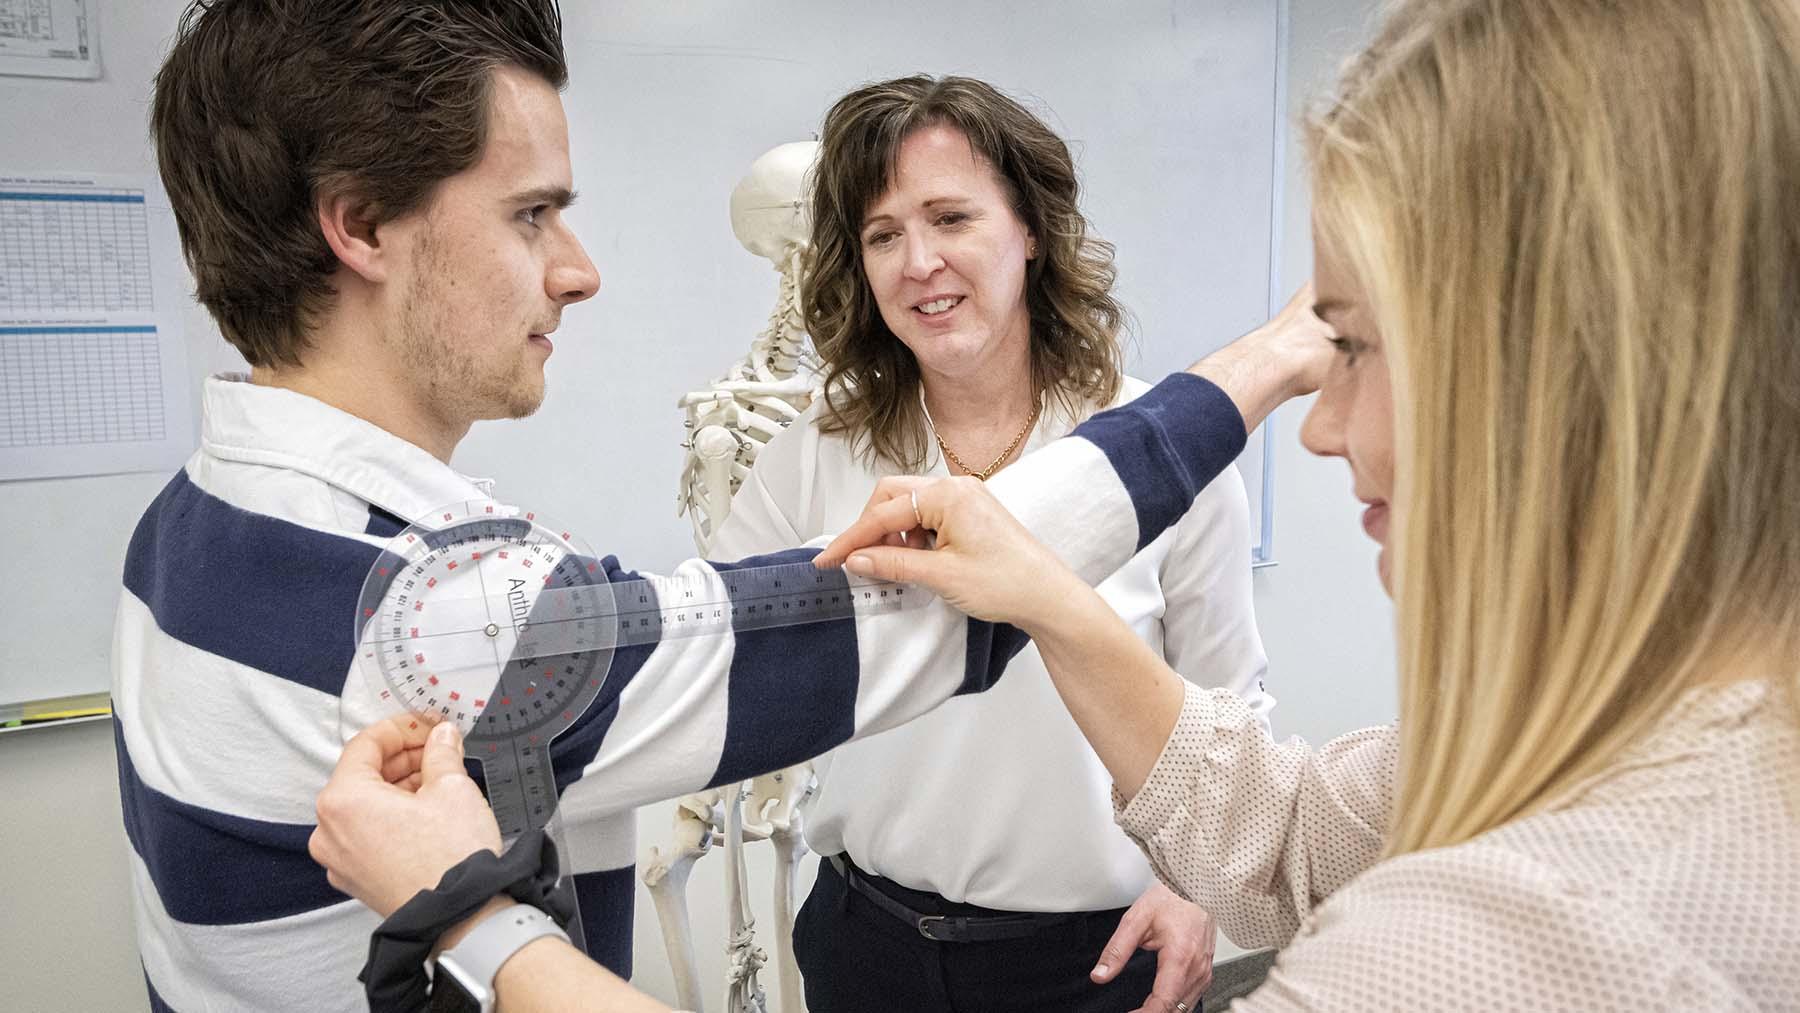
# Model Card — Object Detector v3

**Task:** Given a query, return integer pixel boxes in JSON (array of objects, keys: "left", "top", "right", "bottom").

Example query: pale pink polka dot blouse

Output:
[{"left": 1116, "top": 678, "right": 1800, "bottom": 1010}]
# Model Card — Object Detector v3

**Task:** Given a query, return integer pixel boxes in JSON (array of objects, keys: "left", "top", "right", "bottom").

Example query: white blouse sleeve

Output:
[
  {"left": 1154, "top": 462, "right": 1272, "bottom": 721},
  {"left": 705, "top": 445, "right": 809, "bottom": 559}
]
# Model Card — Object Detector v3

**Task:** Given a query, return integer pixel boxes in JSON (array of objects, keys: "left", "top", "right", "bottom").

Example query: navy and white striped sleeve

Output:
[{"left": 555, "top": 372, "right": 1245, "bottom": 808}]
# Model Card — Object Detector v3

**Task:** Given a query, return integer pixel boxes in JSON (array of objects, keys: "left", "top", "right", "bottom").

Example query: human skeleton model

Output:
[
  {"left": 675, "top": 141, "right": 826, "bottom": 550},
  {"left": 650, "top": 141, "right": 823, "bottom": 1013}
]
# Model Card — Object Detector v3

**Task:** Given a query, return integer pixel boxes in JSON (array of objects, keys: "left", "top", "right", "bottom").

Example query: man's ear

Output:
[{"left": 317, "top": 191, "right": 393, "bottom": 284}]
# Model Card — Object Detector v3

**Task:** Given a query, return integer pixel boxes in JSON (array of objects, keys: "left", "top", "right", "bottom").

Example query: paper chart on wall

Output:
[
  {"left": 0, "top": 172, "right": 193, "bottom": 481},
  {"left": 0, "top": 0, "right": 99, "bottom": 79}
]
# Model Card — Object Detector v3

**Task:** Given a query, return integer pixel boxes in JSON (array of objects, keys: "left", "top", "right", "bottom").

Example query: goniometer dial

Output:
[{"left": 354, "top": 501, "right": 613, "bottom": 836}]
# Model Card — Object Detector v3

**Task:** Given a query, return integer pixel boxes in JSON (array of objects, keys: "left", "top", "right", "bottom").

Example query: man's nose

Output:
[{"left": 549, "top": 231, "right": 600, "bottom": 305}]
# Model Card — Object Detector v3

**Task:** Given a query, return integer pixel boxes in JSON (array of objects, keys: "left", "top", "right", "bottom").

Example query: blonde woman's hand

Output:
[{"left": 814, "top": 474, "right": 1088, "bottom": 633}]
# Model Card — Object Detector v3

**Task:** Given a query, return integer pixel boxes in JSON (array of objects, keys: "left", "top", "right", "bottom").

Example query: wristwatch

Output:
[{"left": 430, "top": 903, "right": 569, "bottom": 1013}]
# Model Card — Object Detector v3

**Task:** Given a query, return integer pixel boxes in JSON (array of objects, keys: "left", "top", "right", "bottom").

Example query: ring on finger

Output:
[{"left": 910, "top": 488, "right": 924, "bottom": 530}]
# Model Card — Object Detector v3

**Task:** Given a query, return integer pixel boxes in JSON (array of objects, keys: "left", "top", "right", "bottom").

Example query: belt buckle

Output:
[{"left": 916, "top": 915, "right": 951, "bottom": 942}]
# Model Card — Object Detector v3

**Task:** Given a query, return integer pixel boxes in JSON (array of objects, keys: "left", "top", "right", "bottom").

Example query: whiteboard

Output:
[{"left": 0, "top": 0, "right": 1285, "bottom": 710}]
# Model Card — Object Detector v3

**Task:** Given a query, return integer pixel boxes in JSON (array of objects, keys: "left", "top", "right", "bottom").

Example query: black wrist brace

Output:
[{"left": 359, "top": 830, "right": 574, "bottom": 1012}]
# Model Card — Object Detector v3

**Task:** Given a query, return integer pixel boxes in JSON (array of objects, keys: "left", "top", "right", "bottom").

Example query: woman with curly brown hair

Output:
[{"left": 704, "top": 74, "right": 1282, "bottom": 1013}]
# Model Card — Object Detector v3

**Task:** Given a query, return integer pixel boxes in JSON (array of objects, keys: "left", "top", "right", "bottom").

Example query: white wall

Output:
[
  {"left": 0, "top": 717, "right": 143, "bottom": 1011},
  {"left": 0, "top": 0, "right": 1386, "bottom": 1009},
  {"left": 0, "top": 4, "right": 239, "bottom": 1009},
  {"left": 0, "top": 2, "right": 250, "bottom": 714}
]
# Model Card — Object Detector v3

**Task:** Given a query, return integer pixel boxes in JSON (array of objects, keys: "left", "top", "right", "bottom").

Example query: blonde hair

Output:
[{"left": 1307, "top": 0, "right": 1800, "bottom": 855}]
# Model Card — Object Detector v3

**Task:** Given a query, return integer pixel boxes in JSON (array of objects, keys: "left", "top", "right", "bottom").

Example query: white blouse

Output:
[{"left": 709, "top": 376, "right": 1271, "bottom": 912}]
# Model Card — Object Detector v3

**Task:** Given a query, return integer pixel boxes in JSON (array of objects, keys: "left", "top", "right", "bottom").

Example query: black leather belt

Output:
[{"left": 828, "top": 855, "right": 1080, "bottom": 943}]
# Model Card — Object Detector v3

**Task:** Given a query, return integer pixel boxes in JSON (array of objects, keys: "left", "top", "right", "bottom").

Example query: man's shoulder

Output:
[
  {"left": 127, "top": 464, "right": 385, "bottom": 579},
  {"left": 122, "top": 465, "right": 386, "bottom": 697}
]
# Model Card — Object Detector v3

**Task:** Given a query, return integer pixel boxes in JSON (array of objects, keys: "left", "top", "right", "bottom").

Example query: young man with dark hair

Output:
[{"left": 120, "top": 1, "right": 1322, "bottom": 1009}]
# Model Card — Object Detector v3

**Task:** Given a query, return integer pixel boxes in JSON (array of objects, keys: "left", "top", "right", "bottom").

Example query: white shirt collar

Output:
[{"left": 199, "top": 373, "right": 495, "bottom": 523}]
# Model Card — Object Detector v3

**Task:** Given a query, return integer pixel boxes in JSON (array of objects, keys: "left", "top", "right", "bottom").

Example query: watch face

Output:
[{"left": 431, "top": 959, "right": 493, "bottom": 1013}]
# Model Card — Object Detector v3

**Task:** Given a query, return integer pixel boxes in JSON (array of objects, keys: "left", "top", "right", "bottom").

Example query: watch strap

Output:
[{"left": 435, "top": 904, "right": 569, "bottom": 1012}]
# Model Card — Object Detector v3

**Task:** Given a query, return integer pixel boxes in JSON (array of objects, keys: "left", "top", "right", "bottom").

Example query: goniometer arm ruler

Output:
[{"left": 354, "top": 502, "right": 925, "bottom": 838}]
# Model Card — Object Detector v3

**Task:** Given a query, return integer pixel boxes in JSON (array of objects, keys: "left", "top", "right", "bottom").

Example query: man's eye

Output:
[{"left": 520, "top": 205, "right": 547, "bottom": 227}]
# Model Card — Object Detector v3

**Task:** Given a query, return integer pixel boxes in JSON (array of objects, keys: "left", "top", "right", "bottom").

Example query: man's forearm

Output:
[
  {"left": 1189, "top": 338, "right": 1302, "bottom": 436},
  {"left": 1188, "top": 281, "right": 1334, "bottom": 433}
]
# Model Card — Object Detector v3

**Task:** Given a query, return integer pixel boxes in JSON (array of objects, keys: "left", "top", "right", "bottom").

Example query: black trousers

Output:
[{"left": 793, "top": 856, "right": 1160, "bottom": 1013}]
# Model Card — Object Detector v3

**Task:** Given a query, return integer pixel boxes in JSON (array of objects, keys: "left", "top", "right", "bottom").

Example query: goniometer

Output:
[{"left": 353, "top": 500, "right": 926, "bottom": 837}]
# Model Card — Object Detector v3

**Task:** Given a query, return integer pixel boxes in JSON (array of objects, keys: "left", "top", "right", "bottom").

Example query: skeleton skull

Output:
[{"left": 729, "top": 140, "right": 819, "bottom": 262}]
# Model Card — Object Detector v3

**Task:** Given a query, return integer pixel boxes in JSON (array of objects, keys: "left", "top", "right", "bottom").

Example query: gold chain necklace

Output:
[{"left": 921, "top": 393, "right": 1042, "bottom": 481}]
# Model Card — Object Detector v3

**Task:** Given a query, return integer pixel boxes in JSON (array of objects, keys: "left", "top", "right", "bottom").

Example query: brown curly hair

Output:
[
  {"left": 151, "top": 0, "right": 567, "bottom": 368},
  {"left": 806, "top": 75, "right": 1126, "bottom": 471}
]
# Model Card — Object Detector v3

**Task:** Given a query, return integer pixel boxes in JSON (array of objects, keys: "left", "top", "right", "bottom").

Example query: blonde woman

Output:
[
  {"left": 313, "top": 0, "right": 1798, "bottom": 1008},
  {"left": 821, "top": 0, "right": 1800, "bottom": 1006}
]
